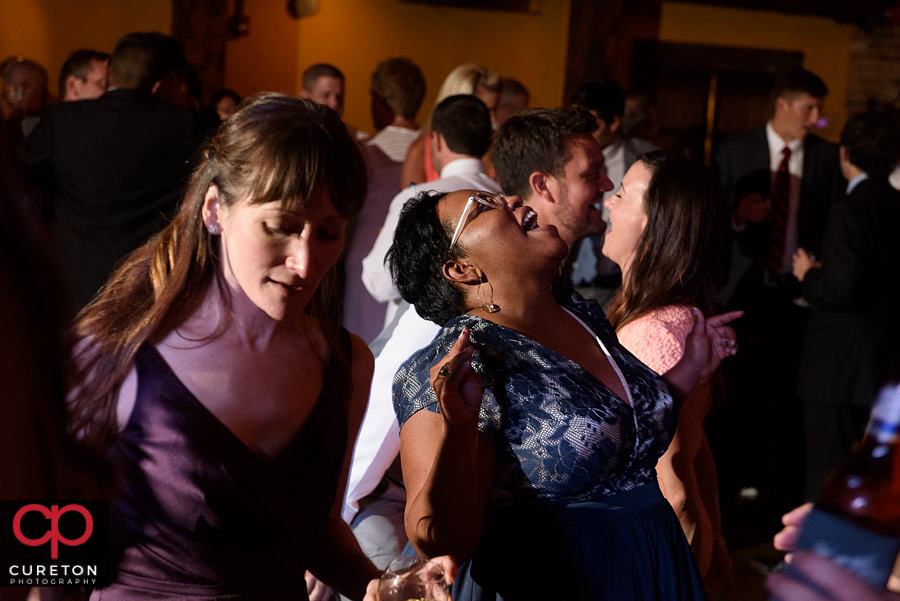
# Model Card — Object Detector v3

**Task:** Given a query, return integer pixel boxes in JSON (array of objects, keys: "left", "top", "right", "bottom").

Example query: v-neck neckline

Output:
[
  {"left": 141, "top": 344, "right": 316, "bottom": 464},
  {"left": 462, "top": 311, "right": 633, "bottom": 409}
]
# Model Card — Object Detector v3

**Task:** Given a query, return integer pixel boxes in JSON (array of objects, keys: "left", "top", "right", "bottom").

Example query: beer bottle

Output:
[{"left": 787, "top": 383, "right": 900, "bottom": 590}]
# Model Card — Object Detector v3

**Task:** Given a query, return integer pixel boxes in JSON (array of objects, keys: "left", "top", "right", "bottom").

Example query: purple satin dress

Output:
[{"left": 91, "top": 341, "right": 350, "bottom": 600}]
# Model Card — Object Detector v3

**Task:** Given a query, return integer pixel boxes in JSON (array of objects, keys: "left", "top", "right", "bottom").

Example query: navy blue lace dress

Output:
[{"left": 393, "top": 292, "right": 707, "bottom": 600}]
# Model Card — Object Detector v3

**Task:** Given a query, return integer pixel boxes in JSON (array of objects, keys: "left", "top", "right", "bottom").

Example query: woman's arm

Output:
[
  {"left": 401, "top": 328, "right": 495, "bottom": 563},
  {"left": 306, "top": 333, "right": 380, "bottom": 600}
]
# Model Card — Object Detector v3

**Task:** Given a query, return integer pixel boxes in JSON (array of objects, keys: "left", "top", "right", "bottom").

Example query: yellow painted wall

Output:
[
  {"left": 0, "top": 0, "right": 171, "bottom": 100},
  {"left": 226, "top": 0, "right": 571, "bottom": 135},
  {"left": 225, "top": 0, "right": 299, "bottom": 100},
  {"left": 659, "top": 2, "right": 856, "bottom": 141}
]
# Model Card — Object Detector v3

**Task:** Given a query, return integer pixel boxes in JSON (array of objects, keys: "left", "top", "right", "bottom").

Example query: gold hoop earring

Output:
[{"left": 478, "top": 279, "right": 500, "bottom": 313}]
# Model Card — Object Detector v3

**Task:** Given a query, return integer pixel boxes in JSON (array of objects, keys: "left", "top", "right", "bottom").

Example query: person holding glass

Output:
[
  {"left": 67, "top": 94, "right": 380, "bottom": 600},
  {"left": 385, "top": 187, "right": 741, "bottom": 600}
]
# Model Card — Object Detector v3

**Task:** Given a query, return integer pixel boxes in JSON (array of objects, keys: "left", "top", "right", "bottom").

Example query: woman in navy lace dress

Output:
[{"left": 385, "top": 189, "right": 740, "bottom": 600}]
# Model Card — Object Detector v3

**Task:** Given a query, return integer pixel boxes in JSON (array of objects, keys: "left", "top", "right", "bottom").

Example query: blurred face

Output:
[
  {"left": 474, "top": 84, "right": 499, "bottom": 128},
  {"left": 66, "top": 59, "right": 108, "bottom": 101},
  {"left": 303, "top": 75, "right": 344, "bottom": 118},
  {"left": 213, "top": 188, "right": 347, "bottom": 321},
  {"left": 4, "top": 66, "right": 47, "bottom": 114},
  {"left": 602, "top": 161, "right": 650, "bottom": 273},
  {"left": 548, "top": 135, "right": 614, "bottom": 244},
  {"left": 438, "top": 189, "right": 567, "bottom": 273},
  {"left": 494, "top": 93, "right": 528, "bottom": 128},
  {"left": 772, "top": 92, "right": 824, "bottom": 142},
  {"left": 587, "top": 109, "right": 619, "bottom": 150},
  {"left": 215, "top": 95, "right": 238, "bottom": 121}
]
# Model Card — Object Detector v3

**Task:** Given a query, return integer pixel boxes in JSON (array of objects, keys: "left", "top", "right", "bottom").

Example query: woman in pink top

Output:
[{"left": 603, "top": 151, "right": 734, "bottom": 597}]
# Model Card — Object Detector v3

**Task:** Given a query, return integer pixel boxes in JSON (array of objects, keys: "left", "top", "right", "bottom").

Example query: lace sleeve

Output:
[{"left": 616, "top": 306, "right": 693, "bottom": 375}]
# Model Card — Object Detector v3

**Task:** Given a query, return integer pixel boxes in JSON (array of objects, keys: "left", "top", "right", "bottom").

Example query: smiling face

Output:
[
  {"left": 602, "top": 160, "right": 650, "bottom": 274},
  {"left": 548, "top": 135, "right": 614, "bottom": 245},
  {"left": 437, "top": 189, "right": 568, "bottom": 278},
  {"left": 772, "top": 92, "right": 824, "bottom": 143},
  {"left": 209, "top": 187, "right": 347, "bottom": 321}
]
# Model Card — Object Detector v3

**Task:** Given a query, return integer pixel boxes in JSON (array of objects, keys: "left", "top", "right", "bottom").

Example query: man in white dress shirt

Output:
[
  {"left": 713, "top": 69, "right": 843, "bottom": 517},
  {"left": 345, "top": 94, "right": 500, "bottom": 569}
]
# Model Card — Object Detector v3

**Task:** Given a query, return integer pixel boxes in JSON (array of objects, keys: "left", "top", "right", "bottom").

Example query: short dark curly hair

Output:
[
  {"left": 387, "top": 190, "right": 468, "bottom": 325},
  {"left": 492, "top": 106, "right": 598, "bottom": 199},
  {"left": 840, "top": 111, "right": 900, "bottom": 178}
]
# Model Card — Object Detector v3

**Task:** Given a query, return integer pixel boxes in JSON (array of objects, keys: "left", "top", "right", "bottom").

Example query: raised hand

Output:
[
  {"left": 429, "top": 327, "right": 483, "bottom": 428},
  {"left": 684, "top": 308, "right": 742, "bottom": 381}
]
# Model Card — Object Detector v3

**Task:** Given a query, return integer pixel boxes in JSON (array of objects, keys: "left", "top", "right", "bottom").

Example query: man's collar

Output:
[
  {"left": 602, "top": 137, "right": 623, "bottom": 160},
  {"left": 766, "top": 121, "right": 803, "bottom": 154},
  {"left": 439, "top": 157, "right": 486, "bottom": 179},
  {"left": 846, "top": 172, "right": 869, "bottom": 195}
]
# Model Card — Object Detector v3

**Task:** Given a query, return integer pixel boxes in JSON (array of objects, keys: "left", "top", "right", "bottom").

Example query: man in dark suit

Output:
[
  {"left": 712, "top": 69, "right": 844, "bottom": 516},
  {"left": 792, "top": 111, "right": 900, "bottom": 499},
  {"left": 22, "top": 33, "right": 198, "bottom": 311}
]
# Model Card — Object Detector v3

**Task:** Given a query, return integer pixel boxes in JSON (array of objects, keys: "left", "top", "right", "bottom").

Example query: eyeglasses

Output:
[{"left": 448, "top": 191, "right": 506, "bottom": 251}]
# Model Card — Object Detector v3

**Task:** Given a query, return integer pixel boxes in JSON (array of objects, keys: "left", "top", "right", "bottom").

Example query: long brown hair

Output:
[
  {"left": 606, "top": 151, "right": 725, "bottom": 330},
  {"left": 68, "top": 93, "right": 367, "bottom": 449}
]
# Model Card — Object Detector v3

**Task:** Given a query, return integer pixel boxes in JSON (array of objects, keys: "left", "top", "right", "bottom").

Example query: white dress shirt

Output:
[
  {"left": 344, "top": 158, "right": 501, "bottom": 524},
  {"left": 360, "top": 157, "right": 501, "bottom": 327},
  {"left": 765, "top": 122, "right": 804, "bottom": 274}
]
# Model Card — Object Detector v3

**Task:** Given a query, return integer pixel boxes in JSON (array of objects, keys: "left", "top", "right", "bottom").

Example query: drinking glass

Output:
[{"left": 376, "top": 557, "right": 450, "bottom": 601}]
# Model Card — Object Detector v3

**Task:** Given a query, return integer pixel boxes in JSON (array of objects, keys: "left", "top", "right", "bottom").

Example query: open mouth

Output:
[{"left": 522, "top": 207, "right": 539, "bottom": 232}]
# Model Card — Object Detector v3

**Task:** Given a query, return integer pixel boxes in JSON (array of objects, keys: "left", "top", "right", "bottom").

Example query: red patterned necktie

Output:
[{"left": 767, "top": 146, "right": 791, "bottom": 275}]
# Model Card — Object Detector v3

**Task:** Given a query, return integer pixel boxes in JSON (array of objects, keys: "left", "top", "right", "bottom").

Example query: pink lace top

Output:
[{"left": 616, "top": 305, "right": 694, "bottom": 375}]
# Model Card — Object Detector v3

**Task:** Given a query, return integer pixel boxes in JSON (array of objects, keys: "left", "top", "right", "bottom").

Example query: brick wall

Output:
[{"left": 847, "top": 24, "right": 900, "bottom": 115}]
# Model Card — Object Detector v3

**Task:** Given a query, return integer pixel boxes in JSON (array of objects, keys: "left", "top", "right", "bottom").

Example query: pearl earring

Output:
[{"left": 208, "top": 223, "right": 220, "bottom": 235}]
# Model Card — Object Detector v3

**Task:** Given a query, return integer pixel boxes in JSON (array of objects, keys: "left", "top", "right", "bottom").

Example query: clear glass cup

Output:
[{"left": 376, "top": 557, "right": 450, "bottom": 601}]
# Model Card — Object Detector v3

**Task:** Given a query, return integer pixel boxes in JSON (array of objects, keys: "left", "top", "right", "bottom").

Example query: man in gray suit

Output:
[{"left": 569, "top": 79, "right": 657, "bottom": 303}]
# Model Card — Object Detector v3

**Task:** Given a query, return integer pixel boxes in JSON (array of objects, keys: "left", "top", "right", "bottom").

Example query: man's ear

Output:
[
  {"left": 431, "top": 130, "right": 444, "bottom": 154},
  {"left": 64, "top": 75, "right": 80, "bottom": 101},
  {"left": 609, "top": 114, "right": 621, "bottom": 134},
  {"left": 528, "top": 171, "right": 558, "bottom": 204},
  {"left": 442, "top": 258, "right": 482, "bottom": 286}
]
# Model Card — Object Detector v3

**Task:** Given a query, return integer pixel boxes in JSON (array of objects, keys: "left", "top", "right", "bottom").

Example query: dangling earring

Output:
[{"left": 478, "top": 279, "right": 501, "bottom": 313}]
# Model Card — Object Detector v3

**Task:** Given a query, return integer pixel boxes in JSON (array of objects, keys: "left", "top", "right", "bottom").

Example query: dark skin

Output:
[{"left": 400, "top": 190, "right": 741, "bottom": 564}]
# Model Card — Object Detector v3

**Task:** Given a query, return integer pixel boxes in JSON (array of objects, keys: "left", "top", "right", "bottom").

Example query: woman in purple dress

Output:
[{"left": 68, "top": 94, "right": 380, "bottom": 600}]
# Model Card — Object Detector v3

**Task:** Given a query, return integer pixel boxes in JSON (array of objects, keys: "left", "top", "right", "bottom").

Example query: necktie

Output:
[{"left": 767, "top": 146, "right": 791, "bottom": 275}]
